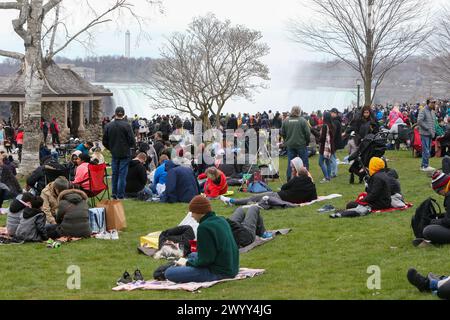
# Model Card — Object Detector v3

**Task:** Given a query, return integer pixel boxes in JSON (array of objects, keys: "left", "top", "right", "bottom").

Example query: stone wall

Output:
[
  {"left": 78, "top": 100, "right": 103, "bottom": 143},
  {"left": 42, "top": 101, "right": 70, "bottom": 141}
]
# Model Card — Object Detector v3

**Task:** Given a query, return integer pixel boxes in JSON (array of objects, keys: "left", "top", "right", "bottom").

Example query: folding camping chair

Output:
[
  {"left": 81, "top": 163, "right": 110, "bottom": 207},
  {"left": 43, "top": 166, "right": 70, "bottom": 186}
]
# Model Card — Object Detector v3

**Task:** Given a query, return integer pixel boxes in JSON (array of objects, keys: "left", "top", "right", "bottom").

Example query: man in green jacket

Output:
[
  {"left": 165, "top": 195, "right": 239, "bottom": 283},
  {"left": 281, "top": 106, "right": 311, "bottom": 181}
]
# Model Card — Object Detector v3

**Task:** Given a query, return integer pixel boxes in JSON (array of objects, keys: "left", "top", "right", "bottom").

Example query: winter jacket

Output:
[
  {"left": 41, "top": 181, "right": 60, "bottom": 224},
  {"left": 102, "top": 118, "right": 136, "bottom": 158},
  {"left": 187, "top": 212, "right": 239, "bottom": 278},
  {"left": 151, "top": 160, "right": 169, "bottom": 193},
  {"left": 278, "top": 175, "right": 318, "bottom": 204},
  {"left": 55, "top": 189, "right": 91, "bottom": 238},
  {"left": 361, "top": 171, "right": 392, "bottom": 210},
  {"left": 15, "top": 208, "right": 48, "bottom": 242},
  {"left": 159, "top": 225, "right": 195, "bottom": 256},
  {"left": 161, "top": 161, "right": 200, "bottom": 203},
  {"left": 6, "top": 194, "right": 28, "bottom": 236},
  {"left": 418, "top": 106, "right": 436, "bottom": 137},
  {"left": 72, "top": 162, "right": 90, "bottom": 190},
  {"left": 333, "top": 117, "right": 343, "bottom": 150},
  {"left": 75, "top": 144, "right": 89, "bottom": 155},
  {"left": 153, "top": 140, "right": 165, "bottom": 158},
  {"left": 0, "top": 164, "right": 21, "bottom": 196},
  {"left": 281, "top": 116, "right": 311, "bottom": 149},
  {"left": 201, "top": 170, "right": 228, "bottom": 198},
  {"left": 125, "top": 160, "right": 148, "bottom": 194}
]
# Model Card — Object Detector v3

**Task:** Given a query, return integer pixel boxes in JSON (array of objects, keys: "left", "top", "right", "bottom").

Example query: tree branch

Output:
[
  {"left": 0, "top": 2, "right": 20, "bottom": 10},
  {"left": 0, "top": 49, "right": 24, "bottom": 60}
]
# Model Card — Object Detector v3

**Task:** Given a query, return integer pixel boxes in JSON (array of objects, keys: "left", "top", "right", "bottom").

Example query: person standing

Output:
[
  {"left": 49, "top": 118, "right": 60, "bottom": 146},
  {"left": 418, "top": 99, "right": 437, "bottom": 172},
  {"left": 318, "top": 112, "right": 335, "bottom": 183},
  {"left": 281, "top": 106, "right": 311, "bottom": 181},
  {"left": 103, "top": 107, "right": 136, "bottom": 200},
  {"left": 330, "top": 108, "right": 343, "bottom": 178},
  {"left": 40, "top": 118, "right": 48, "bottom": 145}
]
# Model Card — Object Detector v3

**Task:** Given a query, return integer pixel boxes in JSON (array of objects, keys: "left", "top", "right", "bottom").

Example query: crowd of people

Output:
[{"left": 1, "top": 98, "right": 450, "bottom": 297}]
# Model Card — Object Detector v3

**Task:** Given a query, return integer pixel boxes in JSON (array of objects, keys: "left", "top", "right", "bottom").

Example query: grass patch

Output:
[{"left": 0, "top": 150, "right": 447, "bottom": 300}]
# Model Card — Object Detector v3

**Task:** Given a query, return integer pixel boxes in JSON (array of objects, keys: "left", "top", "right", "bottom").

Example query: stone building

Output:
[{"left": 0, "top": 62, "right": 112, "bottom": 142}]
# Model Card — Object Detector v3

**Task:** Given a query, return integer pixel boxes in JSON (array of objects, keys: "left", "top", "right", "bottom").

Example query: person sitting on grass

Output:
[
  {"left": 125, "top": 152, "right": 148, "bottom": 198},
  {"left": 164, "top": 196, "right": 239, "bottom": 283},
  {"left": 199, "top": 167, "right": 228, "bottom": 199},
  {"left": 41, "top": 176, "right": 70, "bottom": 224},
  {"left": 330, "top": 157, "right": 393, "bottom": 218},
  {"left": 45, "top": 189, "right": 91, "bottom": 239},
  {"left": 407, "top": 268, "right": 450, "bottom": 300},
  {"left": 220, "top": 157, "right": 317, "bottom": 206},
  {"left": 6, "top": 193, "right": 34, "bottom": 237},
  {"left": 160, "top": 160, "right": 200, "bottom": 204},
  {"left": 227, "top": 206, "right": 273, "bottom": 248},
  {"left": 14, "top": 196, "right": 48, "bottom": 243},
  {"left": 412, "top": 171, "right": 450, "bottom": 247},
  {"left": 151, "top": 154, "right": 169, "bottom": 196},
  {"left": 72, "top": 153, "right": 91, "bottom": 191}
]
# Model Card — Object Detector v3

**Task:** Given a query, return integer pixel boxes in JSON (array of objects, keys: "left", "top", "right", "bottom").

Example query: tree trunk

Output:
[{"left": 19, "top": 0, "right": 44, "bottom": 177}]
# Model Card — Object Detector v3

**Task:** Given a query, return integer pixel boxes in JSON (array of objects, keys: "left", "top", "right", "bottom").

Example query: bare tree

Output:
[
  {"left": 427, "top": 5, "right": 450, "bottom": 83},
  {"left": 148, "top": 13, "right": 270, "bottom": 127},
  {"left": 0, "top": 0, "right": 162, "bottom": 175},
  {"left": 289, "top": 0, "right": 433, "bottom": 106}
]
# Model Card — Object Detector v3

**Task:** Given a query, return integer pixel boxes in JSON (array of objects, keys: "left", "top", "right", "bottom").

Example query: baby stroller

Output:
[{"left": 348, "top": 131, "right": 388, "bottom": 183}]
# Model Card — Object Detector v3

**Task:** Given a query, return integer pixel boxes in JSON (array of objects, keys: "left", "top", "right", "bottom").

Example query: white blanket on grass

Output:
[{"left": 112, "top": 268, "right": 265, "bottom": 292}]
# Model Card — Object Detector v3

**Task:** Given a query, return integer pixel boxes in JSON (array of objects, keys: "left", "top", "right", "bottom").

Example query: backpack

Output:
[
  {"left": 411, "top": 198, "right": 442, "bottom": 238},
  {"left": 153, "top": 261, "right": 176, "bottom": 281},
  {"left": 247, "top": 181, "right": 272, "bottom": 193}
]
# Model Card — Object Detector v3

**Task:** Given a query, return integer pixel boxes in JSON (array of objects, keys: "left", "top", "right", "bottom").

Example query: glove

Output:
[{"left": 175, "top": 258, "right": 188, "bottom": 266}]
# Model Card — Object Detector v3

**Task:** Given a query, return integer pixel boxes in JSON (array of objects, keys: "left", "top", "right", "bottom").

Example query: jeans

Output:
[
  {"left": 319, "top": 154, "right": 332, "bottom": 180},
  {"left": 421, "top": 135, "right": 432, "bottom": 168},
  {"left": 330, "top": 153, "right": 338, "bottom": 177},
  {"left": 111, "top": 156, "right": 130, "bottom": 199},
  {"left": 287, "top": 147, "right": 309, "bottom": 181},
  {"left": 165, "top": 253, "right": 229, "bottom": 283}
]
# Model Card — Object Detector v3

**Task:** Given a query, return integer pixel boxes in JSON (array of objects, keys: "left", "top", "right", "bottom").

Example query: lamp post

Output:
[{"left": 356, "top": 79, "right": 362, "bottom": 109}]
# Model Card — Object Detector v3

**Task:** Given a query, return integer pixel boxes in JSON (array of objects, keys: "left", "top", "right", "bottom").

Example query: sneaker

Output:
[
  {"left": 330, "top": 213, "right": 342, "bottom": 219},
  {"left": 261, "top": 231, "right": 274, "bottom": 239},
  {"left": 318, "top": 205, "right": 336, "bottom": 213},
  {"left": 407, "top": 268, "right": 430, "bottom": 292},
  {"left": 320, "top": 178, "right": 330, "bottom": 184},
  {"left": 117, "top": 271, "right": 133, "bottom": 286},
  {"left": 110, "top": 230, "right": 119, "bottom": 240},
  {"left": 220, "top": 195, "right": 233, "bottom": 206},
  {"left": 95, "top": 231, "right": 112, "bottom": 240},
  {"left": 421, "top": 166, "right": 435, "bottom": 172},
  {"left": 133, "top": 269, "right": 145, "bottom": 282}
]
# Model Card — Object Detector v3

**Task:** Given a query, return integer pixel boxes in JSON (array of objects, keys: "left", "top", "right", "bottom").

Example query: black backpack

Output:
[{"left": 411, "top": 198, "right": 442, "bottom": 238}]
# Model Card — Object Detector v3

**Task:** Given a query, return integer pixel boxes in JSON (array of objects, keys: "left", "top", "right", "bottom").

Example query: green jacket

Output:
[
  {"left": 187, "top": 212, "right": 239, "bottom": 278},
  {"left": 281, "top": 116, "right": 311, "bottom": 149}
]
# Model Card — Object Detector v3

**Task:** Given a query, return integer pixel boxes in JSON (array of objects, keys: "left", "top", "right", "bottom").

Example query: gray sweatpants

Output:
[
  {"left": 229, "top": 206, "right": 266, "bottom": 238},
  {"left": 232, "top": 192, "right": 280, "bottom": 206}
]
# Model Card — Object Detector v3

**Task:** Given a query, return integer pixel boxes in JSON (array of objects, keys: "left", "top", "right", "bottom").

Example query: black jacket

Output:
[
  {"left": 159, "top": 226, "right": 195, "bottom": 256},
  {"left": 125, "top": 160, "right": 147, "bottom": 194},
  {"left": 362, "top": 171, "right": 392, "bottom": 210},
  {"left": 333, "top": 117, "right": 343, "bottom": 150},
  {"left": 278, "top": 175, "right": 318, "bottom": 204},
  {"left": 226, "top": 219, "right": 254, "bottom": 248},
  {"left": 56, "top": 189, "right": 91, "bottom": 238},
  {"left": 0, "top": 164, "right": 21, "bottom": 196},
  {"left": 102, "top": 119, "right": 136, "bottom": 158},
  {"left": 153, "top": 140, "right": 165, "bottom": 158},
  {"left": 431, "top": 194, "right": 450, "bottom": 228}
]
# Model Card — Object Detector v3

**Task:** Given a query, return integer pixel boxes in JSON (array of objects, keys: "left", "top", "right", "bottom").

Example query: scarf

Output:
[{"left": 323, "top": 125, "right": 332, "bottom": 160}]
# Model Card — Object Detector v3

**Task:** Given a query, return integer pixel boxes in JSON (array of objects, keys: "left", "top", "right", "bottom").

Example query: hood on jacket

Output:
[
  {"left": 9, "top": 196, "right": 28, "bottom": 213},
  {"left": 165, "top": 160, "right": 179, "bottom": 172},
  {"left": 58, "top": 189, "right": 88, "bottom": 204},
  {"left": 23, "top": 207, "right": 44, "bottom": 219}
]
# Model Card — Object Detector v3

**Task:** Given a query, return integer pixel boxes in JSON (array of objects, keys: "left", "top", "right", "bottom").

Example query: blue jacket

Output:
[
  {"left": 151, "top": 160, "right": 169, "bottom": 193},
  {"left": 161, "top": 161, "right": 199, "bottom": 203},
  {"left": 75, "top": 144, "right": 89, "bottom": 155}
]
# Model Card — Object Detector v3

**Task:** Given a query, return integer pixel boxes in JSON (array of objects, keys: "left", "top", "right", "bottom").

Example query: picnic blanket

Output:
[
  {"left": 240, "top": 229, "right": 291, "bottom": 254},
  {"left": 112, "top": 268, "right": 265, "bottom": 292},
  {"left": 0, "top": 227, "right": 82, "bottom": 243},
  {"left": 298, "top": 194, "right": 343, "bottom": 207},
  {"left": 371, "top": 203, "right": 413, "bottom": 213}
]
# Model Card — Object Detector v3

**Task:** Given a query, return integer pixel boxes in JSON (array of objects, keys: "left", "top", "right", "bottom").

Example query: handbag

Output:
[{"left": 88, "top": 208, "right": 106, "bottom": 234}]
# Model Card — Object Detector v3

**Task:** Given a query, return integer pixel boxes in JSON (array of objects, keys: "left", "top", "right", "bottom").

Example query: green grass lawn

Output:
[{"left": 0, "top": 150, "right": 448, "bottom": 300}]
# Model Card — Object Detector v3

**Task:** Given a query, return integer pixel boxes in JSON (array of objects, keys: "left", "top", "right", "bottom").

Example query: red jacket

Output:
[
  {"left": 200, "top": 170, "right": 228, "bottom": 198},
  {"left": 16, "top": 131, "right": 24, "bottom": 145}
]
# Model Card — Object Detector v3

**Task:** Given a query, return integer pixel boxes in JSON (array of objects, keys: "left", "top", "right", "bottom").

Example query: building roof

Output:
[{"left": 0, "top": 61, "right": 112, "bottom": 102}]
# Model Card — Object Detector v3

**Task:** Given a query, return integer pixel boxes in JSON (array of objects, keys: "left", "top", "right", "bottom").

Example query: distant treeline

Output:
[{"left": 0, "top": 56, "right": 156, "bottom": 82}]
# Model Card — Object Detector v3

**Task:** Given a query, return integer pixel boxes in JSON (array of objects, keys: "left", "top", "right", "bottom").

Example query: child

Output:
[
  {"left": 14, "top": 196, "right": 48, "bottom": 242},
  {"left": 6, "top": 193, "right": 34, "bottom": 237}
]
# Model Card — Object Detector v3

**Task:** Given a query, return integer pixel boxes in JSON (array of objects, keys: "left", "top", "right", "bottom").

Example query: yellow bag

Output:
[{"left": 140, "top": 231, "right": 162, "bottom": 249}]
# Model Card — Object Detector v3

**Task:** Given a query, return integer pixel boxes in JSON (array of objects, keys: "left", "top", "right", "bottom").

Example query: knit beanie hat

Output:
[
  {"left": 431, "top": 170, "right": 450, "bottom": 194},
  {"left": 368, "top": 157, "right": 386, "bottom": 176},
  {"left": 189, "top": 195, "right": 212, "bottom": 215},
  {"left": 290, "top": 157, "right": 304, "bottom": 174}
]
